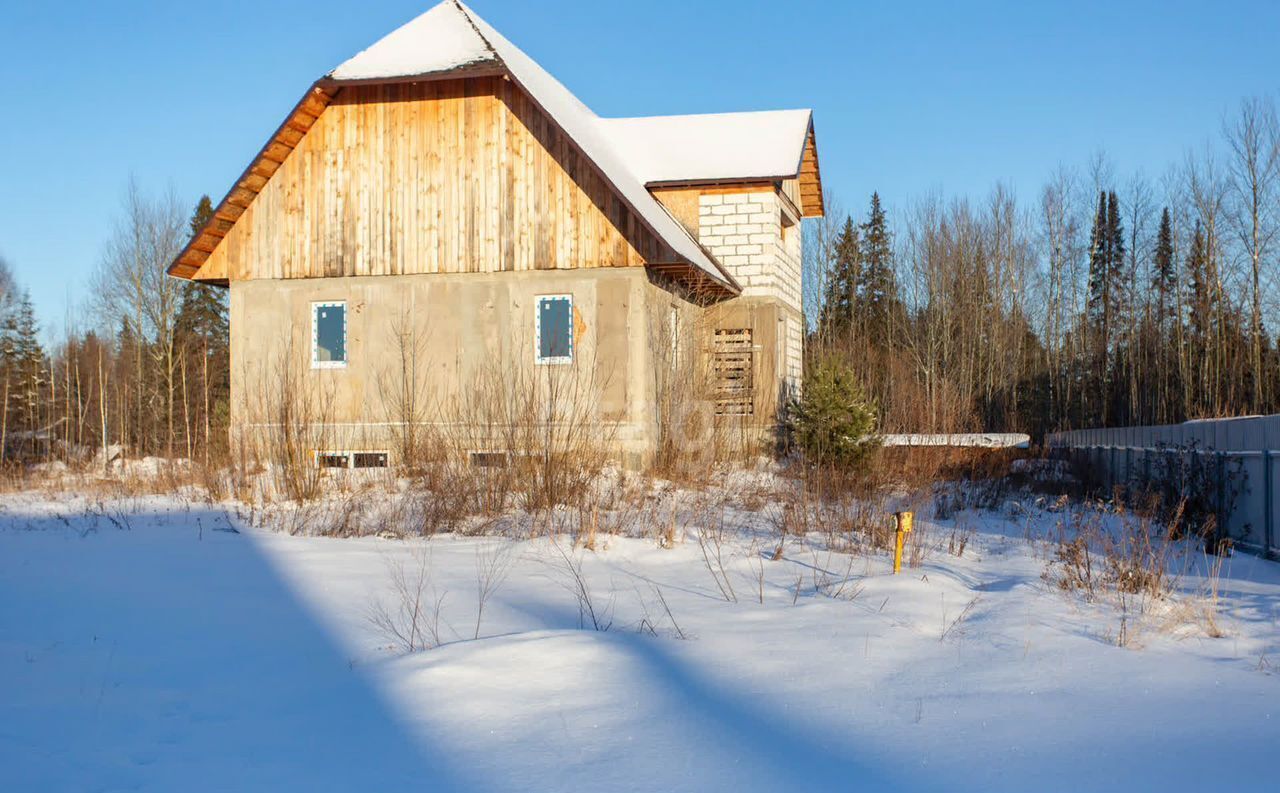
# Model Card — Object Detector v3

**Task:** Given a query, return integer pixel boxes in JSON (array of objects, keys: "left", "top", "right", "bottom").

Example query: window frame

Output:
[
  {"left": 535, "top": 294, "right": 574, "bottom": 366},
  {"left": 311, "top": 301, "right": 348, "bottom": 370}
]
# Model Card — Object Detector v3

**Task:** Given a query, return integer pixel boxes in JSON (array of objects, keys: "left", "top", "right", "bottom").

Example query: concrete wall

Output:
[
  {"left": 230, "top": 267, "right": 665, "bottom": 466},
  {"left": 227, "top": 180, "right": 810, "bottom": 468}
]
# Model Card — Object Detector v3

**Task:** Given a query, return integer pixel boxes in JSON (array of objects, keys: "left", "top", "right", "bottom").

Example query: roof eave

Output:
[{"left": 168, "top": 81, "right": 335, "bottom": 280}]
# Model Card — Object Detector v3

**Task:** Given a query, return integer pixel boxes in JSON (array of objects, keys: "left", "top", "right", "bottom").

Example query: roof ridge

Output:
[{"left": 450, "top": 0, "right": 502, "bottom": 69}]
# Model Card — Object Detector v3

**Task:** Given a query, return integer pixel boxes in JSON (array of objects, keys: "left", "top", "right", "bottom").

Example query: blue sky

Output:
[{"left": 2, "top": 0, "right": 1278, "bottom": 331}]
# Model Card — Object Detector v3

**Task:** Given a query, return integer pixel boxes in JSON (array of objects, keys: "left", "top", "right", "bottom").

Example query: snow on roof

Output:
[
  {"left": 326, "top": 2, "right": 815, "bottom": 288},
  {"left": 329, "top": 2, "right": 497, "bottom": 81},
  {"left": 452, "top": 2, "right": 733, "bottom": 287},
  {"left": 327, "top": 1, "right": 749, "bottom": 289},
  {"left": 599, "top": 110, "right": 813, "bottom": 185}
]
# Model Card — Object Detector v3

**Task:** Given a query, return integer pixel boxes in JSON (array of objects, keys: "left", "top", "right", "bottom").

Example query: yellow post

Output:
[{"left": 893, "top": 511, "right": 914, "bottom": 574}]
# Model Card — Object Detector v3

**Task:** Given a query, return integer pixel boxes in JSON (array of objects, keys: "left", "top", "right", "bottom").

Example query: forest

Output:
[
  {"left": 805, "top": 96, "right": 1280, "bottom": 438},
  {"left": 0, "top": 96, "right": 1277, "bottom": 462}
]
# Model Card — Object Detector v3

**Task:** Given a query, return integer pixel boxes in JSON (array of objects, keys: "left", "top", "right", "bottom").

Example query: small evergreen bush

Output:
[{"left": 787, "top": 359, "right": 879, "bottom": 470}]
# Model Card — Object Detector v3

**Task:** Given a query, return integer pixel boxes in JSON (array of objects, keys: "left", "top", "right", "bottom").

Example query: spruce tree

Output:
[
  {"left": 1105, "top": 191, "right": 1128, "bottom": 327},
  {"left": 786, "top": 357, "right": 879, "bottom": 470},
  {"left": 858, "top": 192, "right": 900, "bottom": 347},
  {"left": 174, "top": 195, "right": 229, "bottom": 356},
  {"left": 172, "top": 195, "right": 231, "bottom": 457},
  {"left": 1152, "top": 208, "right": 1176, "bottom": 331},
  {"left": 189, "top": 194, "right": 213, "bottom": 237},
  {"left": 818, "top": 216, "right": 861, "bottom": 339},
  {"left": 1, "top": 290, "right": 45, "bottom": 439},
  {"left": 1186, "top": 221, "right": 1212, "bottom": 348},
  {"left": 1086, "top": 191, "right": 1110, "bottom": 355}
]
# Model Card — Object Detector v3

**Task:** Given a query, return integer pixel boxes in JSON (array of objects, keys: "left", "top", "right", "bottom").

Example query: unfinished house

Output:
[{"left": 167, "top": 0, "right": 824, "bottom": 469}]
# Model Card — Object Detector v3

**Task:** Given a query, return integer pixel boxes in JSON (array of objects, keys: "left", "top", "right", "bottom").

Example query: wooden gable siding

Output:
[
  {"left": 797, "top": 127, "right": 824, "bottom": 217},
  {"left": 197, "top": 77, "right": 672, "bottom": 282}
]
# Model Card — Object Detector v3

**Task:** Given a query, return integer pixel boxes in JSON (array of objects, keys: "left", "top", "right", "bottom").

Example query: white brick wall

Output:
[
  {"left": 697, "top": 189, "right": 804, "bottom": 395},
  {"left": 697, "top": 191, "right": 802, "bottom": 314}
]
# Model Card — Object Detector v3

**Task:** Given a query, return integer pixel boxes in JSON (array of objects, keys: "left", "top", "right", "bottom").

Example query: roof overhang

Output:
[{"left": 168, "top": 82, "right": 334, "bottom": 280}]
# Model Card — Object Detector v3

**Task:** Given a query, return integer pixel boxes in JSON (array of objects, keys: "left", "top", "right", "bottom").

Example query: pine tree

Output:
[{"left": 818, "top": 216, "right": 861, "bottom": 338}]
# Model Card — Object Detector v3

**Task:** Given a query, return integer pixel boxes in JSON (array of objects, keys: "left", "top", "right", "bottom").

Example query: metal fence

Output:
[{"left": 1046, "top": 417, "right": 1280, "bottom": 560}]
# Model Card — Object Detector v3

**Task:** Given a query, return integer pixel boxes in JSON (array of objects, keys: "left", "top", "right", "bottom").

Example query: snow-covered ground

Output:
[{"left": 2, "top": 487, "right": 1278, "bottom": 792}]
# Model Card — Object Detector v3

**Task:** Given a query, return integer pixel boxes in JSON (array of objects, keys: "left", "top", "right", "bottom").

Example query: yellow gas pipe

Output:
[{"left": 893, "top": 511, "right": 913, "bottom": 574}]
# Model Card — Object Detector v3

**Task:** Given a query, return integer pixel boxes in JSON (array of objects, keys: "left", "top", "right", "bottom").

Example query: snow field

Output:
[{"left": 2, "top": 489, "right": 1278, "bottom": 792}]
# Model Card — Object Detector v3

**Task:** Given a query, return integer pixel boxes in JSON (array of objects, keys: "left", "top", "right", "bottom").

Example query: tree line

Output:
[
  {"left": 0, "top": 185, "right": 228, "bottom": 463},
  {"left": 1, "top": 96, "right": 1277, "bottom": 464},
  {"left": 805, "top": 96, "right": 1280, "bottom": 439}
]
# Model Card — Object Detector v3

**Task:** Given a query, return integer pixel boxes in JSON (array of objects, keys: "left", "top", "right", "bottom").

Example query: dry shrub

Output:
[
  {"left": 947, "top": 521, "right": 973, "bottom": 557},
  {"left": 366, "top": 545, "right": 447, "bottom": 654},
  {"left": 873, "top": 446, "right": 1026, "bottom": 500},
  {"left": 769, "top": 463, "right": 896, "bottom": 557},
  {"left": 435, "top": 350, "right": 613, "bottom": 515},
  {"left": 233, "top": 342, "right": 340, "bottom": 505},
  {"left": 1040, "top": 499, "right": 1231, "bottom": 646},
  {"left": 648, "top": 291, "right": 773, "bottom": 485}
]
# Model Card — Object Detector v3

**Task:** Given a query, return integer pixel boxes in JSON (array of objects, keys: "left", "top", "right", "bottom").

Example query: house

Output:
[{"left": 167, "top": 0, "right": 824, "bottom": 469}]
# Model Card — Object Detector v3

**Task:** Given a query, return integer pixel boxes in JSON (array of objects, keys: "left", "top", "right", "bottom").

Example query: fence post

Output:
[
  {"left": 1216, "top": 451, "right": 1226, "bottom": 547},
  {"left": 1110, "top": 446, "right": 1117, "bottom": 491},
  {"left": 1266, "top": 451, "right": 1276, "bottom": 560}
]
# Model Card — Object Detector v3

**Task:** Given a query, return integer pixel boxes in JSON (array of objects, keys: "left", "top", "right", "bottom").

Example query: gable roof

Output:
[
  {"left": 329, "top": 1, "right": 496, "bottom": 81},
  {"left": 171, "top": 1, "right": 822, "bottom": 289},
  {"left": 601, "top": 109, "right": 811, "bottom": 184},
  {"left": 601, "top": 110, "right": 825, "bottom": 218}
]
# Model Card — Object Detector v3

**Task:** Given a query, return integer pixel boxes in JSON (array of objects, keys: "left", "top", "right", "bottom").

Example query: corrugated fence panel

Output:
[
  {"left": 1049, "top": 416, "right": 1280, "bottom": 559},
  {"left": 1234, "top": 453, "right": 1267, "bottom": 549}
]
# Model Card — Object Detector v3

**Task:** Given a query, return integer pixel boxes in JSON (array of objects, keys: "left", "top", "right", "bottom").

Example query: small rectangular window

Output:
[
  {"left": 317, "top": 452, "right": 350, "bottom": 468},
  {"left": 536, "top": 295, "right": 573, "bottom": 364},
  {"left": 312, "top": 302, "right": 347, "bottom": 368},
  {"left": 352, "top": 452, "right": 388, "bottom": 468},
  {"left": 315, "top": 450, "right": 388, "bottom": 469}
]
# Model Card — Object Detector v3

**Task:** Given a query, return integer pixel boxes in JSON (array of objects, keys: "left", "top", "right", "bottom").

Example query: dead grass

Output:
[{"left": 1043, "top": 498, "right": 1228, "bottom": 647}]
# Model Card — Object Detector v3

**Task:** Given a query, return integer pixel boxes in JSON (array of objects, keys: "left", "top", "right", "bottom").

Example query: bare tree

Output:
[
  {"left": 1224, "top": 97, "right": 1280, "bottom": 410},
  {"left": 92, "top": 180, "right": 187, "bottom": 455}
]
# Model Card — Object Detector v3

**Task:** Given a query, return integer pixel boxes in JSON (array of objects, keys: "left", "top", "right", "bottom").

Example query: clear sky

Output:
[{"left": 2, "top": 0, "right": 1278, "bottom": 332}]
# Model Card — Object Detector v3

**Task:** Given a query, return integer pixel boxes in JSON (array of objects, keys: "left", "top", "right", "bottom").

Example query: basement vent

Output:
[
  {"left": 712, "top": 328, "right": 754, "bottom": 416},
  {"left": 353, "top": 452, "right": 388, "bottom": 469},
  {"left": 317, "top": 453, "right": 350, "bottom": 469},
  {"left": 470, "top": 451, "right": 509, "bottom": 468},
  {"left": 315, "top": 450, "right": 390, "bottom": 469}
]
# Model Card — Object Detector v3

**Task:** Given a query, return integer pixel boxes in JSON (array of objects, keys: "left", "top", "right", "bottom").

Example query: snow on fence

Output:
[
  {"left": 880, "top": 433, "right": 1031, "bottom": 449},
  {"left": 1046, "top": 416, "right": 1280, "bottom": 560}
]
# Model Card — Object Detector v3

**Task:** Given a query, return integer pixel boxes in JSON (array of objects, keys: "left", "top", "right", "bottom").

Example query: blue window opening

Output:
[
  {"left": 537, "top": 295, "right": 573, "bottom": 364},
  {"left": 312, "top": 302, "right": 347, "bottom": 368}
]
